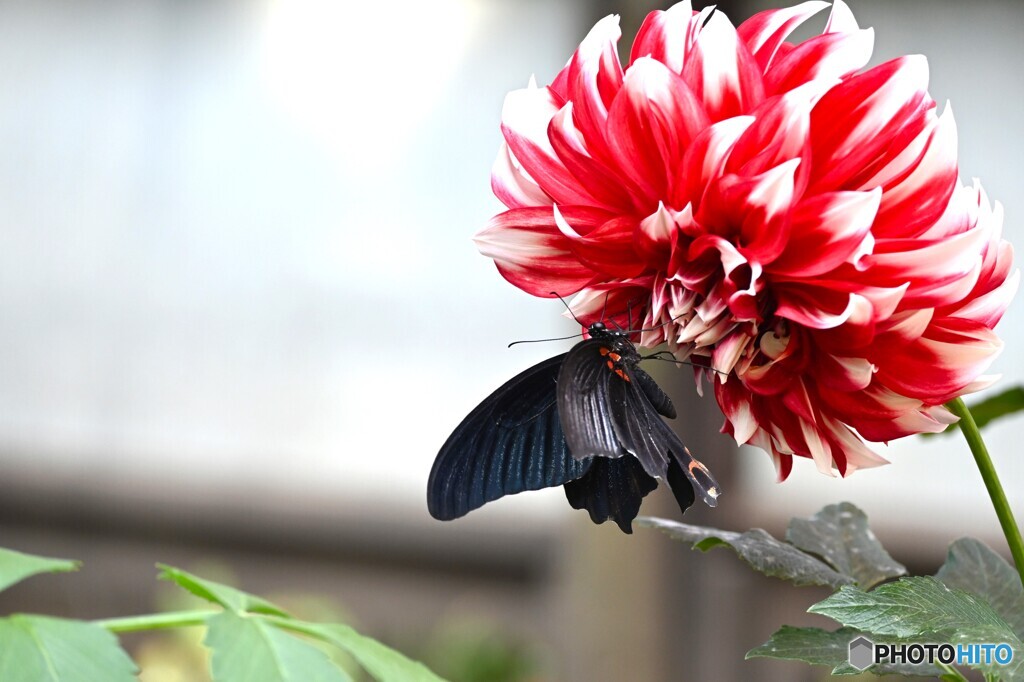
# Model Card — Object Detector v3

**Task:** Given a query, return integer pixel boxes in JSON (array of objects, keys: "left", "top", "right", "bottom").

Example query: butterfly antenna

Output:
[
  {"left": 550, "top": 291, "right": 585, "bottom": 326},
  {"left": 641, "top": 351, "right": 730, "bottom": 377},
  {"left": 508, "top": 332, "right": 585, "bottom": 348},
  {"left": 625, "top": 309, "right": 690, "bottom": 334}
]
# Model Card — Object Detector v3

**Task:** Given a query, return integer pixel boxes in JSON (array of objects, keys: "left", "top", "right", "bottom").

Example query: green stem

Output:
[
  {"left": 262, "top": 615, "right": 325, "bottom": 639},
  {"left": 947, "top": 397, "right": 1024, "bottom": 587},
  {"left": 93, "top": 609, "right": 213, "bottom": 633},
  {"left": 936, "top": 661, "right": 969, "bottom": 682}
]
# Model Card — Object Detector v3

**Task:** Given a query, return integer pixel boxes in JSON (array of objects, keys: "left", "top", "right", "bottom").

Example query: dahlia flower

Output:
[{"left": 475, "top": 0, "right": 1018, "bottom": 478}]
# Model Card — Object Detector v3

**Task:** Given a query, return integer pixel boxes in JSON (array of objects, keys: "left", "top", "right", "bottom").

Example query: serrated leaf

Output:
[
  {"left": 924, "top": 386, "right": 1024, "bottom": 437},
  {"left": 786, "top": 503, "right": 906, "bottom": 590},
  {"left": 747, "top": 625, "right": 858, "bottom": 667},
  {"left": 637, "top": 517, "right": 853, "bottom": 589},
  {"left": 159, "top": 565, "right": 288, "bottom": 616},
  {"left": 936, "top": 537, "right": 1024, "bottom": 637},
  {"left": 0, "top": 547, "right": 79, "bottom": 594},
  {"left": 205, "top": 611, "right": 351, "bottom": 682},
  {"left": 0, "top": 615, "right": 137, "bottom": 682},
  {"left": 746, "top": 625, "right": 941, "bottom": 677},
  {"left": 303, "top": 623, "right": 448, "bottom": 682},
  {"left": 810, "top": 577, "right": 1023, "bottom": 679}
]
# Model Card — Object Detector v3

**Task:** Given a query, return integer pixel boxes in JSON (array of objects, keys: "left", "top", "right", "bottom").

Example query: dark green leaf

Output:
[
  {"left": 964, "top": 386, "right": 1024, "bottom": 430},
  {"left": 158, "top": 564, "right": 288, "bottom": 616},
  {"left": 810, "top": 577, "right": 1016, "bottom": 638},
  {"left": 303, "top": 623, "right": 448, "bottom": 682},
  {"left": 205, "top": 611, "right": 351, "bottom": 682},
  {"left": 747, "top": 624, "right": 858, "bottom": 667},
  {"left": 786, "top": 502, "right": 906, "bottom": 589},
  {"left": 637, "top": 517, "right": 852, "bottom": 589},
  {"left": 924, "top": 386, "right": 1024, "bottom": 436},
  {"left": 0, "top": 615, "right": 137, "bottom": 682},
  {"left": 0, "top": 547, "right": 79, "bottom": 594},
  {"left": 810, "top": 577, "right": 1023, "bottom": 679},
  {"left": 936, "top": 537, "right": 1024, "bottom": 637},
  {"left": 746, "top": 625, "right": 941, "bottom": 677}
]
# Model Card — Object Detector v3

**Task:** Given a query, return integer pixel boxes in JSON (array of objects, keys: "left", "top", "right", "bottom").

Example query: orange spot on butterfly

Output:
[
  {"left": 606, "top": 360, "right": 614, "bottom": 370},
  {"left": 609, "top": 352, "right": 621, "bottom": 362},
  {"left": 599, "top": 347, "right": 610, "bottom": 356}
]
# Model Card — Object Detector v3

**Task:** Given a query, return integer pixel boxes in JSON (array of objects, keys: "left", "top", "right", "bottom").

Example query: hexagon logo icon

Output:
[{"left": 848, "top": 636, "right": 874, "bottom": 670}]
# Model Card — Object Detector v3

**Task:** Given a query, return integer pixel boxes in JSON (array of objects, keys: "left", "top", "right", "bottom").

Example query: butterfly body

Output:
[{"left": 428, "top": 322, "right": 720, "bottom": 533}]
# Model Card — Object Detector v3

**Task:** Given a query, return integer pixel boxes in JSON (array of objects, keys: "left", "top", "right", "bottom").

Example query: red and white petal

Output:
[
  {"left": 491, "top": 141, "right": 552, "bottom": 209},
  {"left": 674, "top": 115, "right": 754, "bottom": 209},
  {"left": 774, "top": 283, "right": 856, "bottom": 329},
  {"left": 768, "top": 189, "right": 880, "bottom": 277},
  {"left": 548, "top": 103, "right": 636, "bottom": 211},
  {"left": 764, "top": 27, "right": 873, "bottom": 97},
  {"left": 824, "top": 0, "right": 860, "bottom": 34},
  {"left": 566, "top": 14, "right": 624, "bottom": 156},
  {"left": 808, "top": 56, "right": 933, "bottom": 194},
  {"left": 819, "top": 416, "right": 889, "bottom": 473},
  {"left": 706, "top": 158, "right": 801, "bottom": 264},
  {"left": 874, "top": 317, "right": 1003, "bottom": 401},
  {"left": 869, "top": 105, "right": 959, "bottom": 239},
  {"left": 629, "top": 1, "right": 695, "bottom": 73},
  {"left": 813, "top": 353, "right": 875, "bottom": 392},
  {"left": 800, "top": 414, "right": 838, "bottom": 476},
  {"left": 634, "top": 202, "right": 679, "bottom": 265},
  {"left": 501, "top": 84, "right": 599, "bottom": 206},
  {"left": 474, "top": 207, "right": 608, "bottom": 296},
  {"left": 682, "top": 10, "right": 766, "bottom": 122},
  {"left": 952, "top": 268, "right": 1020, "bottom": 329},
  {"left": 715, "top": 376, "right": 759, "bottom": 444},
  {"left": 567, "top": 279, "right": 655, "bottom": 330},
  {"left": 727, "top": 80, "right": 821, "bottom": 181},
  {"left": 606, "top": 57, "right": 709, "bottom": 207},
  {"left": 737, "top": 1, "right": 829, "bottom": 72},
  {"left": 712, "top": 329, "right": 755, "bottom": 376},
  {"left": 555, "top": 207, "right": 648, "bottom": 279},
  {"left": 867, "top": 225, "right": 989, "bottom": 298}
]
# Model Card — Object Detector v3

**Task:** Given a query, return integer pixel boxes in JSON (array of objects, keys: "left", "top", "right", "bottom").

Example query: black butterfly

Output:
[{"left": 427, "top": 321, "right": 720, "bottom": 533}]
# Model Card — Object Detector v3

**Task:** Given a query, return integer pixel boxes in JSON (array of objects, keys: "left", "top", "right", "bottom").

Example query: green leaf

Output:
[
  {"left": 637, "top": 517, "right": 853, "bottom": 589},
  {"left": 786, "top": 502, "right": 906, "bottom": 589},
  {"left": 810, "top": 576, "right": 1016, "bottom": 638},
  {"left": 205, "top": 611, "right": 351, "bottom": 682},
  {"left": 301, "top": 622, "right": 448, "bottom": 682},
  {"left": 924, "top": 386, "right": 1024, "bottom": 437},
  {"left": 746, "top": 625, "right": 941, "bottom": 677},
  {"left": 0, "top": 615, "right": 137, "bottom": 682},
  {"left": 810, "top": 577, "right": 1024, "bottom": 679},
  {"left": 747, "top": 624, "right": 858, "bottom": 668},
  {"left": 0, "top": 547, "right": 79, "bottom": 594},
  {"left": 161, "top": 565, "right": 448, "bottom": 681},
  {"left": 936, "top": 537, "right": 1024, "bottom": 637},
  {"left": 963, "top": 386, "right": 1024, "bottom": 430},
  {"left": 158, "top": 564, "right": 288, "bottom": 616}
]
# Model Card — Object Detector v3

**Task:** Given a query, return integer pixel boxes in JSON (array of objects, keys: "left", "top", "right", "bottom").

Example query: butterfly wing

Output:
[
  {"left": 632, "top": 365, "right": 675, "bottom": 418},
  {"left": 428, "top": 353, "right": 592, "bottom": 520},
  {"left": 610, "top": 367, "right": 721, "bottom": 508},
  {"left": 563, "top": 455, "right": 657, "bottom": 534},
  {"left": 556, "top": 338, "right": 628, "bottom": 462}
]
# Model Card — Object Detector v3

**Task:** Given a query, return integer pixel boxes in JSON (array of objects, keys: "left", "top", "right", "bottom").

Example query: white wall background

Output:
[{"left": 0, "top": 0, "right": 590, "bottom": 526}]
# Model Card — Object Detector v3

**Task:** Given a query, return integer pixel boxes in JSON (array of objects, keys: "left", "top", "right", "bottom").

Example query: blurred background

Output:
[{"left": 0, "top": 0, "right": 1021, "bottom": 679}]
